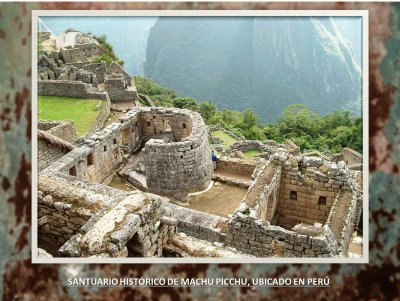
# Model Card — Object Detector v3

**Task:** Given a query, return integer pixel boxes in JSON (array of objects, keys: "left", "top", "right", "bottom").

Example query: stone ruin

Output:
[
  {"left": 38, "top": 30, "right": 139, "bottom": 104},
  {"left": 37, "top": 105, "right": 363, "bottom": 259},
  {"left": 208, "top": 123, "right": 300, "bottom": 158}
]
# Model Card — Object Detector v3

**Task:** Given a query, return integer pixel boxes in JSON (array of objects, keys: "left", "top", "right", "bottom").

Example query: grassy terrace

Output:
[
  {"left": 243, "top": 149, "right": 261, "bottom": 159},
  {"left": 39, "top": 96, "right": 104, "bottom": 136},
  {"left": 211, "top": 130, "right": 238, "bottom": 146}
]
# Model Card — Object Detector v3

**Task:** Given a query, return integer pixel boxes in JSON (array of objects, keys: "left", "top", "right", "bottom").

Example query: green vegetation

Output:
[
  {"left": 134, "top": 76, "right": 362, "bottom": 155},
  {"left": 264, "top": 104, "right": 362, "bottom": 154},
  {"left": 92, "top": 35, "right": 124, "bottom": 67},
  {"left": 243, "top": 149, "right": 261, "bottom": 159},
  {"left": 39, "top": 96, "right": 103, "bottom": 136},
  {"left": 135, "top": 76, "right": 177, "bottom": 106},
  {"left": 211, "top": 130, "right": 238, "bottom": 146}
]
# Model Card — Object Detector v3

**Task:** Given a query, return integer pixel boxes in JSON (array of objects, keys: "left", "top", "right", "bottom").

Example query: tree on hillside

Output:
[
  {"left": 242, "top": 108, "right": 259, "bottom": 129},
  {"left": 222, "top": 109, "right": 243, "bottom": 128},
  {"left": 198, "top": 101, "right": 217, "bottom": 123},
  {"left": 277, "top": 104, "right": 320, "bottom": 138},
  {"left": 172, "top": 97, "right": 199, "bottom": 111}
]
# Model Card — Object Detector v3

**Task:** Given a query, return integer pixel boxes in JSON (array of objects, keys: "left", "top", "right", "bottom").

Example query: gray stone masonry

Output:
[
  {"left": 215, "top": 157, "right": 256, "bottom": 177},
  {"left": 104, "top": 74, "right": 139, "bottom": 102},
  {"left": 326, "top": 188, "right": 358, "bottom": 256},
  {"left": 38, "top": 139, "right": 70, "bottom": 172},
  {"left": 38, "top": 172, "right": 129, "bottom": 247},
  {"left": 275, "top": 151, "right": 359, "bottom": 230},
  {"left": 38, "top": 120, "right": 78, "bottom": 143},
  {"left": 76, "top": 43, "right": 100, "bottom": 57},
  {"left": 141, "top": 108, "right": 213, "bottom": 195},
  {"left": 42, "top": 106, "right": 213, "bottom": 196},
  {"left": 38, "top": 172, "right": 175, "bottom": 257},
  {"left": 224, "top": 205, "right": 338, "bottom": 257},
  {"left": 332, "top": 147, "right": 363, "bottom": 165},
  {"left": 38, "top": 80, "right": 108, "bottom": 101},
  {"left": 60, "top": 47, "right": 88, "bottom": 64},
  {"left": 242, "top": 157, "right": 282, "bottom": 222},
  {"left": 82, "top": 62, "right": 106, "bottom": 84},
  {"left": 165, "top": 233, "right": 255, "bottom": 258},
  {"left": 105, "top": 61, "right": 132, "bottom": 84},
  {"left": 165, "top": 203, "right": 227, "bottom": 244},
  {"left": 59, "top": 192, "right": 174, "bottom": 257}
]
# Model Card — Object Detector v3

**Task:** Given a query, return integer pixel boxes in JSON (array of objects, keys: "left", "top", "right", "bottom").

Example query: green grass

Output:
[
  {"left": 39, "top": 96, "right": 104, "bottom": 136},
  {"left": 211, "top": 130, "right": 238, "bottom": 146},
  {"left": 243, "top": 149, "right": 261, "bottom": 159}
]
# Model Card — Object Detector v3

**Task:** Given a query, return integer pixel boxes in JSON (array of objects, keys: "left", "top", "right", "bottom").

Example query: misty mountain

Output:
[{"left": 144, "top": 17, "right": 362, "bottom": 122}]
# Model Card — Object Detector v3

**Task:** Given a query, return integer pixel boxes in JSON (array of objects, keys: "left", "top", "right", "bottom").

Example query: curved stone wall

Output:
[
  {"left": 42, "top": 107, "right": 213, "bottom": 196},
  {"left": 140, "top": 108, "right": 213, "bottom": 195}
]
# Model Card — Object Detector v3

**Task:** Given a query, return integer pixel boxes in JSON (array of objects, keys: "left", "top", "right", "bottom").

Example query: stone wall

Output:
[
  {"left": 43, "top": 124, "right": 123, "bottom": 184},
  {"left": 38, "top": 139, "right": 69, "bottom": 172},
  {"left": 326, "top": 189, "right": 358, "bottom": 255},
  {"left": 38, "top": 105, "right": 360, "bottom": 258},
  {"left": 38, "top": 80, "right": 108, "bottom": 101},
  {"left": 140, "top": 108, "right": 213, "bottom": 195},
  {"left": 284, "top": 139, "right": 300, "bottom": 155},
  {"left": 59, "top": 192, "right": 174, "bottom": 258},
  {"left": 105, "top": 62, "right": 131, "bottom": 84},
  {"left": 332, "top": 147, "right": 363, "bottom": 166},
  {"left": 38, "top": 173, "right": 174, "bottom": 257},
  {"left": 104, "top": 75, "right": 139, "bottom": 102},
  {"left": 38, "top": 172, "right": 129, "bottom": 248},
  {"left": 60, "top": 47, "right": 88, "bottom": 64},
  {"left": 243, "top": 159, "right": 282, "bottom": 222},
  {"left": 165, "top": 203, "right": 227, "bottom": 243},
  {"left": 353, "top": 171, "right": 363, "bottom": 229},
  {"left": 82, "top": 62, "right": 107, "bottom": 84},
  {"left": 38, "top": 192, "right": 92, "bottom": 247},
  {"left": 216, "top": 157, "right": 256, "bottom": 177},
  {"left": 237, "top": 148, "right": 359, "bottom": 242},
  {"left": 76, "top": 43, "right": 100, "bottom": 57},
  {"left": 276, "top": 155, "right": 353, "bottom": 229},
  {"left": 86, "top": 98, "right": 111, "bottom": 135},
  {"left": 43, "top": 106, "right": 212, "bottom": 200},
  {"left": 38, "top": 120, "right": 78, "bottom": 143},
  {"left": 224, "top": 207, "right": 337, "bottom": 257},
  {"left": 342, "top": 148, "right": 363, "bottom": 165}
]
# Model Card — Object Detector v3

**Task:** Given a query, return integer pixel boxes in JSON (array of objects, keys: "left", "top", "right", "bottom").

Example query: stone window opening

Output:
[
  {"left": 163, "top": 120, "right": 172, "bottom": 132},
  {"left": 153, "top": 116, "right": 156, "bottom": 119},
  {"left": 290, "top": 191, "right": 297, "bottom": 200},
  {"left": 183, "top": 123, "right": 187, "bottom": 129},
  {"left": 87, "top": 153, "right": 94, "bottom": 166},
  {"left": 318, "top": 196, "right": 327, "bottom": 205},
  {"left": 69, "top": 166, "right": 77, "bottom": 176},
  {"left": 147, "top": 121, "right": 151, "bottom": 127},
  {"left": 104, "top": 145, "right": 107, "bottom": 152},
  {"left": 113, "top": 138, "right": 117, "bottom": 145}
]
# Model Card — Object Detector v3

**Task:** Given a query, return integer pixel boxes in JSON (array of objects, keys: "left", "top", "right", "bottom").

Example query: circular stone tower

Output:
[{"left": 139, "top": 107, "right": 213, "bottom": 196}]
